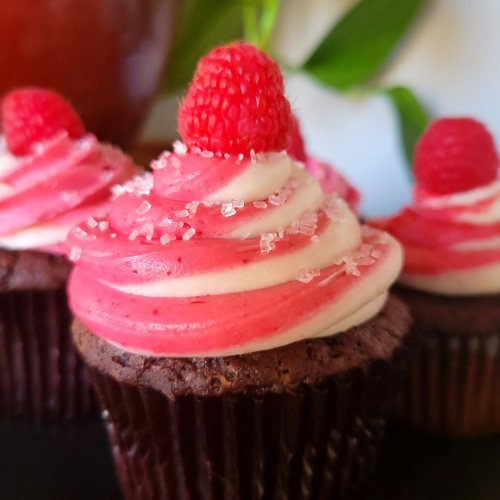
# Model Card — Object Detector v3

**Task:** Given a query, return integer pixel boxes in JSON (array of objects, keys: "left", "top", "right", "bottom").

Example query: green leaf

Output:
[
  {"left": 161, "top": 0, "right": 243, "bottom": 95},
  {"left": 302, "top": 0, "right": 427, "bottom": 91},
  {"left": 385, "top": 86, "right": 430, "bottom": 170}
]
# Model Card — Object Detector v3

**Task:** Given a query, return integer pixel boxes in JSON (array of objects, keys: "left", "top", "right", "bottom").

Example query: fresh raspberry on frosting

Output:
[
  {"left": 178, "top": 42, "right": 293, "bottom": 156},
  {"left": 414, "top": 117, "right": 499, "bottom": 195},
  {"left": 2, "top": 87, "right": 85, "bottom": 156}
]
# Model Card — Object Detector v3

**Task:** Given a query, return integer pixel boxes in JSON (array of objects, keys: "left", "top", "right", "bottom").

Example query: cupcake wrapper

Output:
[
  {"left": 399, "top": 333, "right": 500, "bottom": 436},
  {"left": 0, "top": 289, "right": 98, "bottom": 420},
  {"left": 90, "top": 367, "right": 387, "bottom": 500}
]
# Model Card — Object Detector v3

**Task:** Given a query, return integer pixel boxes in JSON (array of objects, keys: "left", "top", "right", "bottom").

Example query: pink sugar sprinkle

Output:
[
  {"left": 286, "top": 220, "right": 300, "bottom": 235},
  {"left": 318, "top": 269, "right": 344, "bottom": 287},
  {"left": 253, "top": 201, "right": 267, "bottom": 209},
  {"left": 150, "top": 151, "right": 170, "bottom": 170},
  {"left": 72, "top": 227, "right": 87, "bottom": 239},
  {"left": 86, "top": 218, "right": 98, "bottom": 229},
  {"left": 159, "top": 218, "right": 177, "bottom": 231},
  {"left": 260, "top": 233, "right": 276, "bottom": 254},
  {"left": 136, "top": 200, "right": 152, "bottom": 215},
  {"left": 186, "top": 201, "right": 199, "bottom": 215},
  {"left": 296, "top": 268, "right": 314, "bottom": 283},
  {"left": 299, "top": 222, "right": 316, "bottom": 236},
  {"left": 221, "top": 203, "right": 236, "bottom": 217},
  {"left": 182, "top": 227, "right": 196, "bottom": 240},
  {"left": 356, "top": 257, "right": 375, "bottom": 266},
  {"left": 311, "top": 235, "right": 320, "bottom": 242},
  {"left": 173, "top": 140, "right": 187, "bottom": 154},
  {"left": 99, "top": 221, "right": 109, "bottom": 231},
  {"left": 110, "top": 233, "right": 117, "bottom": 238},
  {"left": 268, "top": 194, "right": 284, "bottom": 206},
  {"left": 371, "top": 250, "right": 382, "bottom": 259},
  {"left": 175, "top": 210, "right": 189, "bottom": 218},
  {"left": 342, "top": 256, "right": 360, "bottom": 276},
  {"left": 110, "top": 183, "right": 126, "bottom": 199},
  {"left": 120, "top": 173, "right": 153, "bottom": 197},
  {"left": 201, "top": 150, "right": 214, "bottom": 158},
  {"left": 191, "top": 146, "right": 201, "bottom": 155},
  {"left": 250, "top": 150, "right": 257, "bottom": 163},
  {"left": 144, "top": 223, "right": 155, "bottom": 241},
  {"left": 160, "top": 234, "right": 173, "bottom": 245},
  {"left": 69, "top": 246, "right": 82, "bottom": 262},
  {"left": 231, "top": 199, "right": 244, "bottom": 209},
  {"left": 129, "top": 230, "right": 139, "bottom": 241}
]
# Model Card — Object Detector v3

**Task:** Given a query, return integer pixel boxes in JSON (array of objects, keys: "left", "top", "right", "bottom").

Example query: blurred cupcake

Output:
[
  {"left": 372, "top": 117, "right": 500, "bottom": 436},
  {"left": 0, "top": 87, "right": 138, "bottom": 420},
  {"left": 288, "top": 114, "right": 360, "bottom": 211},
  {"left": 69, "top": 43, "right": 410, "bottom": 499}
]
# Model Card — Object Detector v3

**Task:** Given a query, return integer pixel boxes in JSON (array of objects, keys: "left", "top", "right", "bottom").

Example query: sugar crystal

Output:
[
  {"left": 86, "top": 218, "right": 98, "bottom": 229},
  {"left": 173, "top": 141, "right": 187, "bottom": 154},
  {"left": 183, "top": 228, "right": 196, "bottom": 240},
  {"left": 136, "top": 200, "right": 152, "bottom": 215},
  {"left": 253, "top": 201, "right": 267, "bottom": 209},
  {"left": 69, "top": 246, "right": 82, "bottom": 262}
]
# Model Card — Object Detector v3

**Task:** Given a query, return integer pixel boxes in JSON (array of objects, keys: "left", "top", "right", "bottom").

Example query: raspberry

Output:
[
  {"left": 178, "top": 42, "right": 293, "bottom": 156},
  {"left": 2, "top": 87, "right": 85, "bottom": 156},
  {"left": 414, "top": 117, "right": 499, "bottom": 195},
  {"left": 287, "top": 114, "right": 308, "bottom": 162}
]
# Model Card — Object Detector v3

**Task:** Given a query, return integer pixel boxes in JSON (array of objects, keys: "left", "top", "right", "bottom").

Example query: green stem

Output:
[
  {"left": 242, "top": 0, "right": 260, "bottom": 46},
  {"left": 259, "top": 0, "right": 281, "bottom": 52}
]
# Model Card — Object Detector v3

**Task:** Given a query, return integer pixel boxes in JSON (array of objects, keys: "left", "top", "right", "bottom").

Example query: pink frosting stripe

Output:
[
  {"left": 153, "top": 151, "right": 247, "bottom": 201},
  {"left": 107, "top": 181, "right": 304, "bottom": 239},
  {"left": 67, "top": 211, "right": 332, "bottom": 284}
]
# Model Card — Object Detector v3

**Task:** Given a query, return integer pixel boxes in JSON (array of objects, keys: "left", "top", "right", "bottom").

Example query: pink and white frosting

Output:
[
  {"left": 67, "top": 143, "right": 402, "bottom": 357},
  {"left": 0, "top": 132, "right": 138, "bottom": 254},
  {"left": 372, "top": 179, "right": 500, "bottom": 295}
]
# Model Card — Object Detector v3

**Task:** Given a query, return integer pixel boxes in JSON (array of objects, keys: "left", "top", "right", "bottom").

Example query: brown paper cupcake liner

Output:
[
  {"left": 89, "top": 366, "right": 388, "bottom": 500},
  {"left": 398, "top": 332, "right": 500, "bottom": 436},
  {"left": 0, "top": 289, "right": 98, "bottom": 420}
]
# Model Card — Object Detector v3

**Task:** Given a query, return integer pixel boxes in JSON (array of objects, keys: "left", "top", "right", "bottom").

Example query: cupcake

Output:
[
  {"left": 372, "top": 117, "right": 500, "bottom": 436},
  {"left": 68, "top": 43, "right": 410, "bottom": 499},
  {"left": 0, "top": 87, "right": 138, "bottom": 419}
]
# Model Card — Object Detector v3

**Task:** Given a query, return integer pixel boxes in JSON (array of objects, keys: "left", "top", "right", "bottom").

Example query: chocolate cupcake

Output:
[
  {"left": 68, "top": 43, "right": 411, "bottom": 498},
  {"left": 0, "top": 88, "right": 138, "bottom": 420},
  {"left": 372, "top": 117, "right": 500, "bottom": 436}
]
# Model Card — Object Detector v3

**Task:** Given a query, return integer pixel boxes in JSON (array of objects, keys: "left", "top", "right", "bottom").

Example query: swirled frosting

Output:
[
  {"left": 372, "top": 178, "right": 500, "bottom": 295},
  {"left": 67, "top": 143, "right": 402, "bottom": 357},
  {"left": 0, "top": 132, "right": 138, "bottom": 253}
]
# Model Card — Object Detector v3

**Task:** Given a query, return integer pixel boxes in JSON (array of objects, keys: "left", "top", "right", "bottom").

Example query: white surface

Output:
[{"left": 141, "top": 0, "right": 500, "bottom": 217}]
